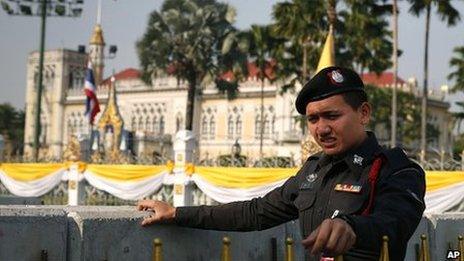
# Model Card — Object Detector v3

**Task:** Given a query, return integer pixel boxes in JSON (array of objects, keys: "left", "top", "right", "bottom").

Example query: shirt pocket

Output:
[
  {"left": 293, "top": 190, "right": 317, "bottom": 238},
  {"left": 330, "top": 189, "right": 369, "bottom": 215}
]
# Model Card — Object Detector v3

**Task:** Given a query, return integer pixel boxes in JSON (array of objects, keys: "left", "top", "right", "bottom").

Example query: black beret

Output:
[{"left": 295, "top": 66, "right": 365, "bottom": 115}]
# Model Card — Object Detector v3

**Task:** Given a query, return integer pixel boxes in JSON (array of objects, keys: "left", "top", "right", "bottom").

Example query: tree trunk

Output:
[
  {"left": 260, "top": 77, "right": 264, "bottom": 159},
  {"left": 420, "top": 3, "right": 431, "bottom": 162},
  {"left": 391, "top": 0, "right": 398, "bottom": 148},
  {"left": 185, "top": 74, "right": 196, "bottom": 131}
]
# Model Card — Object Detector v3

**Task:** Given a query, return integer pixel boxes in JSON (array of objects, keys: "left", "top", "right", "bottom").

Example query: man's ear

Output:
[{"left": 358, "top": 102, "right": 371, "bottom": 125}]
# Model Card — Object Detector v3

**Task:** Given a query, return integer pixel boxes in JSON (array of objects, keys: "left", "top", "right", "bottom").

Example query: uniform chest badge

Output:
[
  {"left": 300, "top": 173, "right": 318, "bottom": 190},
  {"left": 334, "top": 183, "right": 362, "bottom": 193},
  {"left": 353, "top": 154, "right": 363, "bottom": 166}
]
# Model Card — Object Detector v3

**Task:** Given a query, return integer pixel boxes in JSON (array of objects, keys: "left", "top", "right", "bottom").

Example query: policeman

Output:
[{"left": 137, "top": 66, "right": 426, "bottom": 260}]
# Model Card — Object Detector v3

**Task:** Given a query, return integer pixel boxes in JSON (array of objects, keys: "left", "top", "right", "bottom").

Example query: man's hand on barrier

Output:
[
  {"left": 301, "top": 218, "right": 356, "bottom": 256},
  {"left": 136, "top": 200, "right": 176, "bottom": 226}
]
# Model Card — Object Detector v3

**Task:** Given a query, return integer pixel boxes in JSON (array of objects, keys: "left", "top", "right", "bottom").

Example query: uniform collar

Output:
[{"left": 318, "top": 131, "right": 383, "bottom": 172}]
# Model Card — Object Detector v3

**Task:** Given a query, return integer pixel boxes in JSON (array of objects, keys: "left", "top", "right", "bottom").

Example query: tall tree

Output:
[
  {"left": 272, "top": 0, "right": 326, "bottom": 81},
  {"left": 137, "top": 0, "right": 245, "bottom": 131},
  {"left": 448, "top": 46, "right": 464, "bottom": 135},
  {"left": 391, "top": 0, "right": 399, "bottom": 148},
  {"left": 244, "top": 25, "right": 284, "bottom": 158},
  {"left": 338, "top": 0, "right": 393, "bottom": 74},
  {"left": 407, "top": 0, "right": 460, "bottom": 160},
  {"left": 0, "top": 103, "right": 25, "bottom": 156}
]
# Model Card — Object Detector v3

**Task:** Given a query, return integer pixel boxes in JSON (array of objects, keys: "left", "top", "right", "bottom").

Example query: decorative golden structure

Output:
[
  {"left": 300, "top": 134, "right": 321, "bottom": 164},
  {"left": 63, "top": 134, "right": 81, "bottom": 161},
  {"left": 285, "top": 237, "right": 294, "bottom": 261},
  {"left": 97, "top": 77, "right": 124, "bottom": 163},
  {"left": 90, "top": 24, "right": 105, "bottom": 45},
  {"left": 152, "top": 238, "right": 162, "bottom": 261},
  {"left": 379, "top": 235, "right": 389, "bottom": 261},
  {"left": 419, "top": 234, "right": 430, "bottom": 261},
  {"left": 221, "top": 236, "right": 231, "bottom": 261}
]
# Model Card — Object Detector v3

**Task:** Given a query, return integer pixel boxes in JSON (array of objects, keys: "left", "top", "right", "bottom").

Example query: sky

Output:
[{"left": 0, "top": 0, "right": 464, "bottom": 111}]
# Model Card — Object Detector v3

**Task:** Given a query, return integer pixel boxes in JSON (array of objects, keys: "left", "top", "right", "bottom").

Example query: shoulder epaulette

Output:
[{"left": 380, "top": 147, "right": 422, "bottom": 174}]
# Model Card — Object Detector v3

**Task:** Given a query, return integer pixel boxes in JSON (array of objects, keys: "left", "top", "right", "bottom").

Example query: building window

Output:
[
  {"left": 138, "top": 117, "right": 143, "bottom": 131},
  {"left": 131, "top": 117, "right": 136, "bottom": 131},
  {"left": 153, "top": 116, "right": 159, "bottom": 134},
  {"left": 146, "top": 118, "right": 151, "bottom": 132},
  {"left": 176, "top": 114, "right": 183, "bottom": 132},
  {"left": 228, "top": 115, "right": 234, "bottom": 138},
  {"left": 209, "top": 116, "right": 215, "bottom": 139},
  {"left": 235, "top": 116, "right": 242, "bottom": 137},
  {"left": 159, "top": 116, "right": 165, "bottom": 135},
  {"left": 263, "top": 115, "right": 270, "bottom": 138},
  {"left": 201, "top": 116, "right": 208, "bottom": 138},
  {"left": 255, "top": 115, "right": 261, "bottom": 138}
]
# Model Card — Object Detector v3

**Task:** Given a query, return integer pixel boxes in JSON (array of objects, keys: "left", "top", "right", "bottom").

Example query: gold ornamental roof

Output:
[
  {"left": 90, "top": 24, "right": 105, "bottom": 45},
  {"left": 98, "top": 77, "right": 123, "bottom": 131}
]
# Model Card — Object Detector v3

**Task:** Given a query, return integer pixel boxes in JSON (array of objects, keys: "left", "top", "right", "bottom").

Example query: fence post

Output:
[
  {"left": 379, "top": 236, "right": 389, "bottom": 261},
  {"left": 419, "top": 234, "right": 430, "bottom": 261},
  {"left": 152, "top": 238, "right": 162, "bottom": 261},
  {"left": 173, "top": 130, "right": 196, "bottom": 207},
  {"left": 285, "top": 237, "right": 294, "bottom": 261},
  {"left": 68, "top": 162, "right": 84, "bottom": 206},
  {"left": 458, "top": 235, "right": 463, "bottom": 261},
  {"left": 221, "top": 236, "right": 231, "bottom": 261}
]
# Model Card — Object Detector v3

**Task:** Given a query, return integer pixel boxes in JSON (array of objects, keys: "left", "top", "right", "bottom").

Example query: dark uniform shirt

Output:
[{"left": 175, "top": 132, "right": 426, "bottom": 260}]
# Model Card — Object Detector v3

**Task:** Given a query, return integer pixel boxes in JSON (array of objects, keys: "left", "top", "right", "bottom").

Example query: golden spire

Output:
[
  {"left": 97, "top": 76, "right": 124, "bottom": 156},
  {"left": 90, "top": 24, "right": 105, "bottom": 46},
  {"left": 316, "top": 25, "right": 335, "bottom": 73}
]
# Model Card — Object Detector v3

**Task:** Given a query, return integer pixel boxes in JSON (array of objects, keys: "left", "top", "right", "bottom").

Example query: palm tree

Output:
[
  {"left": 272, "top": 0, "right": 327, "bottom": 81},
  {"left": 339, "top": 0, "right": 393, "bottom": 74},
  {"left": 407, "top": 0, "right": 460, "bottom": 160},
  {"left": 448, "top": 46, "right": 464, "bottom": 93},
  {"left": 448, "top": 46, "right": 464, "bottom": 134},
  {"left": 137, "top": 0, "right": 245, "bottom": 131},
  {"left": 245, "top": 25, "right": 284, "bottom": 158}
]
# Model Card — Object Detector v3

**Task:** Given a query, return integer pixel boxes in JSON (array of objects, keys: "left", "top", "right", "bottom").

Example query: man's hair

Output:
[{"left": 341, "top": 91, "right": 368, "bottom": 109}]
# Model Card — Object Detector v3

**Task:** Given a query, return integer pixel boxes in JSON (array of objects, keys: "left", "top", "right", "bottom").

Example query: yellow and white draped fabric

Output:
[
  {"left": 83, "top": 165, "right": 169, "bottom": 200},
  {"left": 0, "top": 163, "right": 67, "bottom": 197},
  {"left": 191, "top": 167, "right": 298, "bottom": 203},
  {"left": 424, "top": 171, "right": 464, "bottom": 214},
  {"left": 1, "top": 162, "right": 464, "bottom": 214}
]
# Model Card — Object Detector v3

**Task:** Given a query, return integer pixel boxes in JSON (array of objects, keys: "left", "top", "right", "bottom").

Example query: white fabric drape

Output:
[
  {"left": 0, "top": 168, "right": 66, "bottom": 197},
  {"left": 191, "top": 173, "right": 288, "bottom": 203},
  {"left": 424, "top": 181, "right": 464, "bottom": 214},
  {"left": 83, "top": 170, "right": 168, "bottom": 200}
]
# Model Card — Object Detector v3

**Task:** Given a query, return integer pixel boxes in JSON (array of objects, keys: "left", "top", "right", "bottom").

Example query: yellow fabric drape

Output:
[
  {"left": 425, "top": 171, "right": 464, "bottom": 192},
  {"left": 316, "top": 25, "right": 335, "bottom": 73},
  {"left": 0, "top": 163, "right": 65, "bottom": 181},
  {"left": 86, "top": 164, "right": 166, "bottom": 182},
  {"left": 194, "top": 167, "right": 299, "bottom": 188}
]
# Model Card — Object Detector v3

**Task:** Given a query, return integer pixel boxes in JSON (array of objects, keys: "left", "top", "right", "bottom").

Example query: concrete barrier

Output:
[
  {"left": 0, "top": 205, "right": 68, "bottom": 261},
  {"left": 66, "top": 206, "right": 305, "bottom": 261},
  {"left": 0, "top": 205, "right": 463, "bottom": 261}
]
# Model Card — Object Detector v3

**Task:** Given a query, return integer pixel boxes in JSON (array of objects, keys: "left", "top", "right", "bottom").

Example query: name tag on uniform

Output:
[{"left": 334, "top": 183, "right": 362, "bottom": 193}]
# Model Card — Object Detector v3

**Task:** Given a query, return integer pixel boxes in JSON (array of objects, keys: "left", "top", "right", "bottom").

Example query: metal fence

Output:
[{"left": 1, "top": 149, "right": 463, "bottom": 206}]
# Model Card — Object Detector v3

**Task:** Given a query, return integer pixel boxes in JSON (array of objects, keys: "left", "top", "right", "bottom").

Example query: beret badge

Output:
[{"left": 328, "top": 69, "right": 344, "bottom": 85}]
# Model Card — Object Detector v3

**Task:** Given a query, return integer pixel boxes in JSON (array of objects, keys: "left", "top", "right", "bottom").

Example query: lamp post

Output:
[{"left": 1, "top": 0, "right": 84, "bottom": 162}]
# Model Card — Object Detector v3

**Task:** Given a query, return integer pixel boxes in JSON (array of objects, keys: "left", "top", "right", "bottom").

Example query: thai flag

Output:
[{"left": 84, "top": 61, "right": 100, "bottom": 124}]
